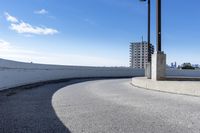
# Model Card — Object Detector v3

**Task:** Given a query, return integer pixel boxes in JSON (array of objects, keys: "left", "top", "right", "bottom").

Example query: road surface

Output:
[{"left": 1, "top": 78, "right": 200, "bottom": 133}]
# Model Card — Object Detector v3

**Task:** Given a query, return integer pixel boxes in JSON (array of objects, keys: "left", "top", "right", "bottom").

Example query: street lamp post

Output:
[
  {"left": 151, "top": 0, "right": 166, "bottom": 81},
  {"left": 140, "top": 0, "right": 165, "bottom": 80},
  {"left": 147, "top": 0, "right": 151, "bottom": 62},
  {"left": 140, "top": 0, "right": 151, "bottom": 63},
  {"left": 140, "top": 0, "right": 161, "bottom": 53},
  {"left": 156, "top": 0, "right": 161, "bottom": 52},
  {"left": 140, "top": 0, "right": 151, "bottom": 79}
]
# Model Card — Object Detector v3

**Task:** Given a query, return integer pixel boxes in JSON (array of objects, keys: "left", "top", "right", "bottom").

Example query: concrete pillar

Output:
[
  {"left": 145, "top": 62, "right": 151, "bottom": 79},
  {"left": 151, "top": 51, "right": 166, "bottom": 80}
]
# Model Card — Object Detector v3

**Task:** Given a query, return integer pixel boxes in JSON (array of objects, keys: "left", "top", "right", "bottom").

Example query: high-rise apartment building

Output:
[{"left": 129, "top": 41, "right": 154, "bottom": 68}]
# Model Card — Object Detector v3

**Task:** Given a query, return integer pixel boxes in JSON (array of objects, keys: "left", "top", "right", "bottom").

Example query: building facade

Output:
[{"left": 130, "top": 41, "right": 154, "bottom": 68}]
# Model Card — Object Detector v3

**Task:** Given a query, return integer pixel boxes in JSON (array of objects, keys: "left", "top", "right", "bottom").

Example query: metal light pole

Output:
[
  {"left": 151, "top": 0, "right": 165, "bottom": 81},
  {"left": 147, "top": 0, "right": 151, "bottom": 62},
  {"left": 156, "top": 0, "right": 161, "bottom": 52},
  {"left": 140, "top": 0, "right": 151, "bottom": 62}
]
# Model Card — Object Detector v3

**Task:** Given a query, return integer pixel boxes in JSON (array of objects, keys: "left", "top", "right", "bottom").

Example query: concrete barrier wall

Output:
[
  {"left": 0, "top": 59, "right": 144, "bottom": 90},
  {"left": 166, "top": 69, "right": 200, "bottom": 77}
]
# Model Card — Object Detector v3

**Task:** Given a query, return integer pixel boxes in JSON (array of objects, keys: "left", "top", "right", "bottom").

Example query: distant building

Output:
[
  {"left": 129, "top": 41, "right": 154, "bottom": 68},
  {"left": 175, "top": 62, "right": 177, "bottom": 68},
  {"left": 170, "top": 63, "right": 174, "bottom": 68},
  {"left": 170, "top": 62, "right": 177, "bottom": 68}
]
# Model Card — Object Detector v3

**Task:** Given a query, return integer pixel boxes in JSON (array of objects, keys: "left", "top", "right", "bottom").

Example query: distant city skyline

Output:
[{"left": 0, "top": 0, "right": 200, "bottom": 66}]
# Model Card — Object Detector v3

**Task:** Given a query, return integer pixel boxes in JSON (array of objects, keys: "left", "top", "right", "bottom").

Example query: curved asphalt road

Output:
[{"left": 1, "top": 79, "right": 200, "bottom": 133}]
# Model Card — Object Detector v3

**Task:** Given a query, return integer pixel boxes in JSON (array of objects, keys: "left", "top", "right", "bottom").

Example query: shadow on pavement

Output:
[
  {"left": 0, "top": 79, "right": 92, "bottom": 133},
  {"left": 0, "top": 77, "right": 130, "bottom": 133}
]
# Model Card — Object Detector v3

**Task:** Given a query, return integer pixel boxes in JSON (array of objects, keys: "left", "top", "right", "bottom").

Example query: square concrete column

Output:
[
  {"left": 145, "top": 63, "right": 151, "bottom": 79},
  {"left": 151, "top": 51, "right": 166, "bottom": 81}
]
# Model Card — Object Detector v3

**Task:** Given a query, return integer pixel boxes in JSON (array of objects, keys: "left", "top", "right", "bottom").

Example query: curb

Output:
[
  {"left": 132, "top": 77, "right": 200, "bottom": 97},
  {"left": 0, "top": 76, "right": 132, "bottom": 96}
]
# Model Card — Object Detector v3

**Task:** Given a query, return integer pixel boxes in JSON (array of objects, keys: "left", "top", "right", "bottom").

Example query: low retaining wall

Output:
[
  {"left": 0, "top": 59, "right": 144, "bottom": 91},
  {"left": 166, "top": 69, "right": 200, "bottom": 77}
]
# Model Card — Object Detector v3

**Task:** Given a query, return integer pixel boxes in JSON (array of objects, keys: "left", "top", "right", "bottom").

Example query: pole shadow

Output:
[
  {"left": 0, "top": 79, "right": 90, "bottom": 133},
  {"left": 0, "top": 77, "right": 130, "bottom": 133}
]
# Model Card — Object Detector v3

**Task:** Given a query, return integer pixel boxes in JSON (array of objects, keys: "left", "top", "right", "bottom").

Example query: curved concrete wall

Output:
[
  {"left": 166, "top": 69, "right": 200, "bottom": 77},
  {"left": 0, "top": 59, "right": 144, "bottom": 91}
]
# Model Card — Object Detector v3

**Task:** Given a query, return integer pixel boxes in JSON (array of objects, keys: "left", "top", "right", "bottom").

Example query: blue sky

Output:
[{"left": 0, "top": 0, "right": 200, "bottom": 66}]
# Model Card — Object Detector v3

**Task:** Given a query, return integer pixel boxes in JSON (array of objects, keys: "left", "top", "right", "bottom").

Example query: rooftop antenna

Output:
[{"left": 142, "top": 36, "right": 144, "bottom": 44}]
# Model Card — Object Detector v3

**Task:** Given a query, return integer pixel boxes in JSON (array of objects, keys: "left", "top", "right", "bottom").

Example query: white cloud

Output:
[
  {"left": 4, "top": 12, "right": 58, "bottom": 35},
  {"left": 0, "top": 51, "right": 125, "bottom": 66},
  {"left": 0, "top": 39, "right": 126, "bottom": 66},
  {"left": 0, "top": 39, "right": 11, "bottom": 49},
  {"left": 4, "top": 12, "right": 18, "bottom": 23},
  {"left": 0, "top": 39, "right": 44, "bottom": 62},
  {"left": 10, "top": 22, "right": 58, "bottom": 35},
  {"left": 34, "top": 9, "right": 48, "bottom": 15}
]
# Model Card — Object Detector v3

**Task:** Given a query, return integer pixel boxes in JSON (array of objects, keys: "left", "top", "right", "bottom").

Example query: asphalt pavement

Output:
[{"left": 1, "top": 78, "right": 200, "bottom": 133}]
